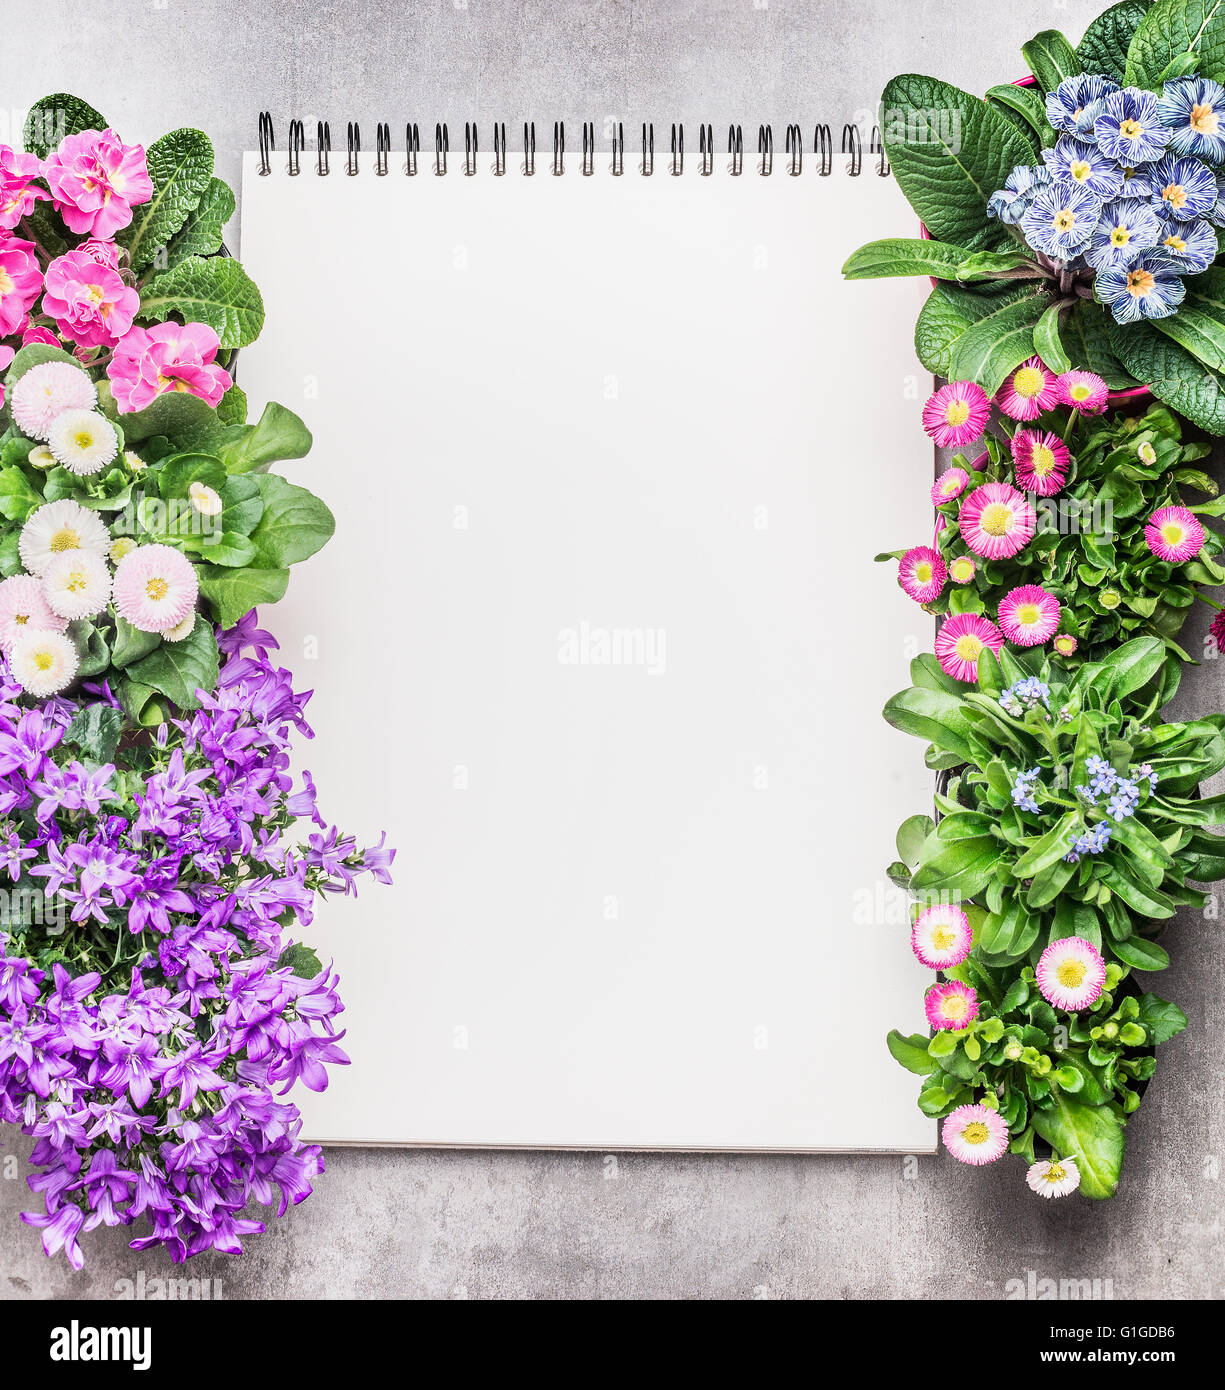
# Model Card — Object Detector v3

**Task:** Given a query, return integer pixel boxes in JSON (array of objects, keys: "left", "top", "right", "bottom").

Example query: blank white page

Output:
[{"left": 239, "top": 150, "right": 936, "bottom": 1151}]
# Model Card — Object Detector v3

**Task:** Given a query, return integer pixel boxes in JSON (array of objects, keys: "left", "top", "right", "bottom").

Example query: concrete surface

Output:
[{"left": 3, "top": 0, "right": 1224, "bottom": 1300}]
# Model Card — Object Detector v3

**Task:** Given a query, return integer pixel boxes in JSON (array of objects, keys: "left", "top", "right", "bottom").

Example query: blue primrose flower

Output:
[
  {"left": 1159, "top": 76, "right": 1225, "bottom": 163},
  {"left": 1148, "top": 153, "right": 1218, "bottom": 220},
  {"left": 987, "top": 162, "right": 1051, "bottom": 225},
  {"left": 1043, "top": 136, "right": 1124, "bottom": 200},
  {"left": 1047, "top": 73, "right": 1121, "bottom": 137},
  {"left": 1120, "top": 169, "right": 1154, "bottom": 199},
  {"left": 1155, "top": 216, "right": 1218, "bottom": 273},
  {"left": 1096, "top": 251, "right": 1187, "bottom": 323},
  {"left": 1022, "top": 180, "right": 1103, "bottom": 258},
  {"left": 1094, "top": 87, "right": 1174, "bottom": 166},
  {"left": 1086, "top": 197, "right": 1162, "bottom": 272}
]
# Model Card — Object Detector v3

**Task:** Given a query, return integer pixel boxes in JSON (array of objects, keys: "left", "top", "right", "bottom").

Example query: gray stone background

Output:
[{"left": 2, "top": 0, "right": 1223, "bottom": 1300}]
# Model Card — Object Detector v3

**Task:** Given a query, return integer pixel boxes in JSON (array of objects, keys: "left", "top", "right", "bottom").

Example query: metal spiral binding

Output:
[
  {"left": 287, "top": 119, "right": 304, "bottom": 176},
  {"left": 785, "top": 124, "right": 802, "bottom": 177},
  {"left": 842, "top": 123, "right": 862, "bottom": 176},
  {"left": 255, "top": 112, "right": 883, "bottom": 178}
]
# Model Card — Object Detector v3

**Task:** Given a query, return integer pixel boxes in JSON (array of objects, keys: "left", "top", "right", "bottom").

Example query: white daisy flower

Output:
[
  {"left": 10, "top": 362, "right": 96, "bottom": 440},
  {"left": 9, "top": 629, "right": 79, "bottom": 697},
  {"left": 41, "top": 549, "right": 112, "bottom": 620},
  {"left": 27, "top": 445, "right": 56, "bottom": 470},
  {"left": 47, "top": 409, "right": 119, "bottom": 476},
  {"left": 124, "top": 450, "right": 146, "bottom": 473},
  {"left": 1026, "top": 1157, "right": 1081, "bottom": 1199},
  {"left": 19, "top": 500, "right": 112, "bottom": 576},
  {"left": 110, "top": 536, "right": 137, "bottom": 564},
  {"left": 0, "top": 575, "right": 68, "bottom": 652},
  {"left": 163, "top": 610, "right": 197, "bottom": 642},
  {"left": 188, "top": 481, "right": 223, "bottom": 517}
]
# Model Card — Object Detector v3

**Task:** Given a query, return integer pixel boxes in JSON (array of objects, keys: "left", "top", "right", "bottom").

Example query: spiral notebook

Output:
[{"left": 237, "top": 121, "right": 937, "bottom": 1152}]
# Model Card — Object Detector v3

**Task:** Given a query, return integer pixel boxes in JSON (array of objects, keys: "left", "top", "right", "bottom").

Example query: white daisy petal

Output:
[
  {"left": 47, "top": 409, "right": 119, "bottom": 477},
  {"left": 41, "top": 549, "right": 112, "bottom": 620},
  {"left": 9, "top": 629, "right": 79, "bottom": 696},
  {"left": 19, "top": 500, "right": 112, "bottom": 576}
]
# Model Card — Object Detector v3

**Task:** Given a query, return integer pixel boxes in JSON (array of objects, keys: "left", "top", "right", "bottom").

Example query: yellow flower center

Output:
[
  {"left": 1071, "top": 384, "right": 1092, "bottom": 401},
  {"left": 1013, "top": 366, "right": 1044, "bottom": 398},
  {"left": 1191, "top": 102, "right": 1219, "bottom": 134},
  {"left": 1017, "top": 603, "right": 1041, "bottom": 626},
  {"left": 953, "top": 634, "right": 983, "bottom": 663},
  {"left": 981, "top": 501, "right": 1014, "bottom": 536},
  {"left": 1161, "top": 181, "right": 1187, "bottom": 210},
  {"left": 1052, "top": 208, "right": 1076, "bottom": 232},
  {"left": 33, "top": 651, "right": 55, "bottom": 673},
  {"left": 1110, "top": 224, "right": 1131, "bottom": 247},
  {"left": 73, "top": 430, "right": 95, "bottom": 451},
  {"left": 945, "top": 399, "right": 971, "bottom": 428},
  {"left": 1043, "top": 1162, "right": 1068, "bottom": 1183},
  {"left": 962, "top": 1121, "right": 990, "bottom": 1145},
  {"left": 1100, "top": 589, "right": 1121, "bottom": 609},
  {"left": 146, "top": 577, "right": 169, "bottom": 602},
  {"left": 1057, "top": 959, "right": 1087, "bottom": 988},
  {"left": 63, "top": 568, "right": 88, "bottom": 593},
  {"left": 914, "top": 561, "right": 933, "bottom": 584},
  {"left": 1118, "top": 118, "right": 1142, "bottom": 139},
  {"left": 15, "top": 613, "right": 29, "bottom": 626},
  {"left": 1031, "top": 444, "right": 1056, "bottom": 475},
  {"left": 1127, "top": 267, "right": 1156, "bottom": 298},
  {"left": 1162, "top": 522, "right": 1185, "bottom": 546},
  {"left": 1069, "top": 159, "right": 1091, "bottom": 182},
  {"left": 950, "top": 558, "right": 975, "bottom": 581},
  {"left": 1164, "top": 233, "right": 1187, "bottom": 252},
  {"left": 49, "top": 527, "right": 80, "bottom": 553},
  {"left": 931, "top": 925, "right": 956, "bottom": 951},
  {"left": 85, "top": 283, "right": 105, "bottom": 306}
]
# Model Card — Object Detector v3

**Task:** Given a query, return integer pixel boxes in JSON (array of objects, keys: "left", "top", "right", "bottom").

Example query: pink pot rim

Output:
[{"left": 918, "top": 72, "right": 1151, "bottom": 406}]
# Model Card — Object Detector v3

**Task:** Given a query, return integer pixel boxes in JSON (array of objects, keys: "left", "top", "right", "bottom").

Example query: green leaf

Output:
[
  {"left": 1021, "top": 30, "right": 1083, "bottom": 92},
  {"left": 1077, "top": 2, "right": 1154, "bottom": 83},
  {"left": 1108, "top": 932, "right": 1171, "bottom": 970},
  {"left": 248, "top": 475, "right": 335, "bottom": 568},
  {"left": 986, "top": 83, "right": 1057, "bottom": 146},
  {"left": 913, "top": 283, "right": 1038, "bottom": 377},
  {"left": 109, "top": 390, "right": 221, "bottom": 446},
  {"left": 22, "top": 93, "right": 107, "bottom": 159},
  {"left": 1111, "top": 319, "right": 1225, "bottom": 432},
  {"left": 896, "top": 814, "right": 935, "bottom": 866},
  {"left": 122, "top": 129, "right": 215, "bottom": 272},
  {"left": 911, "top": 835, "right": 999, "bottom": 897},
  {"left": 276, "top": 942, "right": 323, "bottom": 980},
  {"left": 880, "top": 74, "right": 1038, "bottom": 253},
  {"left": 1062, "top": 299, "right": 1139, "bottom": 388},
  {"left": 1097, "top": 635, "right": 1167, "bottom": 700},
  {"left": 1152, "top": 303, "right": 1225, "bottom": 372},
  {"left": 1030, "top": 1094, "right": 1125, "bottom": 1199},
  {"left": 110, "top": 614, "right": 162, "bottom": 669},
  {"left": 883, "top": 686, "right": 977, "bottom": 763},
  {"left": 1034, "top": 301, "right": 1073, "bottom": 375},
  {"left": 138, "top": 254, "right": 265, "bottom": 350},
  {"left": 217, "top": 401, "right": 312, "bottom": 474},
  {"left": 1012, "top": 810, "right": 1083, "bottom": 877},
  {"left": 164, "top": 177, "right": 235, "bottom": 270},
  {"left": 887, "top": 1029, "right": 938, "bottom": 1076},
  {"left": 197, "top": 564, "right": 289, "bottom": 629},
  {"left": 124, "top": 619, "right": 220, "bottom": 711},
  {"left": 71, "top": 620, "right": 111, "bottom": 680},
  {"left": 1135, "top": 992, "right": 1188, "bottom": 1044},
  {"left": 1125, "top": 0, "right": 1225, "bottom": 88},
  {"left": 63, "top": 704, "right": 124, "bottom": 763},
  {"left": 843, "top": 238, "right": 1032, "bottom": 281},
  {"left": 948, "top": 291, "right": 1051, "bottom": 394},
  {"left": 0, "top": 466, "right": 43, "bottom": 523}
]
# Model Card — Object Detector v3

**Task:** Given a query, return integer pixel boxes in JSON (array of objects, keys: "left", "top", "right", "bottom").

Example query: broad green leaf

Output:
[
  {"left": 247, "top": 475, "right": 335, "bottom": 569},
  {"left": 843, "top": 238, "right": 1032, "bottom": 281},
  {"left": 1034, "top": 301, "right": 1073, "bottom": 374},
  {"left": 1152, "top": 303, "right": 1225, "bottom": 372},
  {"left": 1030, "top": 1093, "right": 1125, "bottom": 1198},
  {"left": 911, "top": 835, "right": 999, "bottom": 897},
  {"left": 1125, "top": 0, "right": 1225, "bottom": 88},
  {"left": 217, "top": 401, "right": 312, "bottom": 474},
  {"left": 1062, "top": 300, "right": 1140, "bottom": 388},
  {"left": 1097, "top": 635, "right": 1167, "bottom": 700},
  {"left": 63, "top": 704, "right": 124, "bottom": 763},
  {"left": 108, "top": 389, "right": 220, "bottom": 445},
  {"left": 986, "top": 83, "right": 1057, "bottom": 146},
  {"left": 1110, "top": 319, "right": 1225, "bottom": 433},
  {"left": 949, "top": 291, "right": 1050, "bottom": 394},
  {"left": 124, "top": 618, "right": 220, "bottom": 711},
  {"left": 110, "top": 614, "right": 162, "bottom": 670},
  {"left": 1135, "top": 992, "right": 1188, "bottom": 1044},
  {"left": 1022, "top": 30, "right": 1083, "bottom": 92},
  {"left": 880, "top": 74, "right": 1038, "bottom": 252},
  {"left": 896, "top": 814, "right": 935, "bottom": 866},
  {"left": 1012, "top": 810, "right": 1083, "bottom": 877},
  {"left": 69, "top": 620, "right": 109, "bottom": 681},
  {"left": 138, "top": 254, "right": 265, "bottom": 350},
  {"left": 276, "top": 942, "right": 323, "bottom": 980},
  {"left": 0, "top": 466, "right": 43, "bottom": 522},
  {"left": 887, "top": 1029, "right": 938, "bottom": 1076},
  {"left": 913, "top": 283, "right": 1037, "bottom": 377},
  {"left": 22, "top": 93, "right": 107, "bottom": 159},
  {"left": 116, "top": 676, "right": 170, "bottom": 728},
  {"left": 197, "top": 563, "right": 289, "bottom": 629},
  {"left": 165, "top": 176, "right": 236, "bottom": 270},
  {"left": 156, "top": 452, "right": 227, "bottom": 502},
  {"left": 123, "top": 129, "right": 215, "bottom": 272},
  {"left": 1077, "top": 1, "right": 1154, "bottom": 83},
  {"left": 883, "top": 686, "right": 977, "bottom": 763},
  {"left": 1107, "top": 931, "right": 1171, "bottom": 970}
]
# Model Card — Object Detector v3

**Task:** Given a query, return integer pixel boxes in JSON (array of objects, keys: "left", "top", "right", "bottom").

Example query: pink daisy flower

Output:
[
  {"left": 935, "top": 612, "right": 1004, "bottom": 683},
  {"left": 931, "top": 467, "right": 970, "bottom": 505},
  {"left": 922, "top": 381, "right": 991, "bottom": 448},
  {"left": 898, "top": 545, "right": 947, "bottom": 604},
  {"left": 1053, "top": 633, "right": 1078, "bottom": 657},
  {"left": 1035, "top": 935, "right": 1106, "bottom": 1012},
  {"left": 994, "top": 357, "right": 1058, "bottom": 421},
  {"left": 1210, "top": 611, "right": 1225, "bottom": 653},
  {"left": 0, "top": 574, "right": 69, "bottom": 653},
  {"left": 942, "top": 1103, "right": 1009, "bottom": 1166},
  {"left": 958, "top": 482, "right": 1036, "bottom": 560},
  {"left": 925, "top": 979, "right": 978, "bottom": 1031},
  {"left": 1145, "top": 505, "right": 1205, "bottom": 562},
  {"left": 911, "top": 904, "right": 973, "bottom": 969},
  {"left": 1057, "top": 369, "right": 1109, "bottom": 415},
  {"left": 948, "top": 555, "right": 977, "bottom": 585},
  {"left": 112, "top": 543, "right": 198, "bottom": 633},
  {"left": 1010, "top": 429, "right": 1070, "bottom": 496},
  {"left": 998, "top": 584, "right": 1062, "bottom": 647}
]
